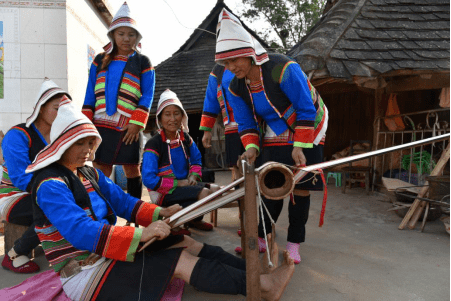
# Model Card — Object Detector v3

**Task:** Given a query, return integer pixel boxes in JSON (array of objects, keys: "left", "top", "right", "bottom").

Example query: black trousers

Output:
[
  {"left": 258, "top": 195, "right": 310, "bottom": 243},
  {"left": 8, "top": 195, "right": 40, "bottom": 255}
]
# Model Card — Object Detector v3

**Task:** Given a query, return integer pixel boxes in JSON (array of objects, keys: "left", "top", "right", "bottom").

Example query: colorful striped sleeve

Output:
[
  {"left": 279, "top": 62, "right": 317, "bottom": 148},
  {"left": 227, "top": 87, "right": 260, "bottom": 152},
  {"left": 142, "top": 147, "right": 163, "bottom": 191},
  {"left": 36, "top": 178, "right": 142, "bottom": 262},
  {"left": 188, "top": 137, "right": 203, "bottom": 181},
  {"left": 200, "top": 74, "right": 221, "bottom": 131},
  {"left": 130, "top": 200, "right": 162, "bottom": 227},
  {"left": 96, "top": 168, "right": 143, "bottom": 221},
  {"left": 83, "top": 59, "right": 99, "bottom": 118},
  {"left": 129, "top": 59, "right": 155, "bottom": 129}
]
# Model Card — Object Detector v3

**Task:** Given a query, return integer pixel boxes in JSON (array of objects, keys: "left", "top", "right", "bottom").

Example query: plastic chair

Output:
[
  {"left": 326, "top": 172, "right": 342, "bottom": 187},
  {"left": 341, "top": 140, "right": 372, "bottom": 195}
]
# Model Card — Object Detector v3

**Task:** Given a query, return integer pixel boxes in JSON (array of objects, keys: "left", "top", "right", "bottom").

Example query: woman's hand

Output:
[
  {"left": 292, "top": 147, "right": 307, "bottom": 167},
  {"left": 187, "top": 175, "right": 197, "bottom": 186},
  {"left": 140, "top": 219, "right": 171, "bottom": 242},
  {"left": 177, "top": 179, "right": 189, "bottom": 187},
  {"left": 121, "top": 123, "right": 141, "bottom": 145},
  {"left": 202, "top": 131, "right": 212, "bottom": 148},
  {"left": 240, "top": 147, "right": 258, "bottom": 165},
  {"left": 159, "top": 204, "right": 182, "bottom": 218}
]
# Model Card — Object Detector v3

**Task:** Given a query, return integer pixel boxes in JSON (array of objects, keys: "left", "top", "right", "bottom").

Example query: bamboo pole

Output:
[{"left": 398, "top": 142, "right": 450, "bottom": 230}]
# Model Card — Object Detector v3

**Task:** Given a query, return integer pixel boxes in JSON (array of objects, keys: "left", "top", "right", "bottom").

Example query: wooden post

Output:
[
  {"left": 3, "top": 221, "right": 29, "bottom": 252},
  {"left": 243, "top": 161, "right": 261, "bottom": 300},
  {"left": 373, "top": 89, "right": 385, "bottom": 187}
]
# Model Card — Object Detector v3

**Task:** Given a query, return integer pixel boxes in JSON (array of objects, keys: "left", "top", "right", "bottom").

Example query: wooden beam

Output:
[
  {"left": 382, "top": 70, "right": 449, "bottom": 78},
  {"left": 243, "top": 162, "right": 261, "bottom": 300},
  {"left": 385, "top": 74, "right": 450, "bottom": 93},
  {"left": 87, "top": 0, "right": 113, "bottom": 26},
  {"left": 372, "top": 89, "right": 385, "bottom": 187},
  {"left": 316, "top": 83, "right": 359, "bottom": 95}
]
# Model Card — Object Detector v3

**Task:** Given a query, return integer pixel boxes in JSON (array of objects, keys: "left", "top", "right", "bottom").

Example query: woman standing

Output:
[
  {"left": 24, "top": 100, "right": 294, "bottom": 300},
  {"left": 215, "top": 9, "right": 328, "bottom": 263},
  {"left": 1, "top": 78, "right": 70, "bottom": 273},
  {"left": 200, "top": 64, "right": 244, "bottom": 175},
  {"left": 83, "top": 2, "right": 155, "bottom": 200},
  {"left": 142, "top": 90, "right": 220, "bottom": 233}
]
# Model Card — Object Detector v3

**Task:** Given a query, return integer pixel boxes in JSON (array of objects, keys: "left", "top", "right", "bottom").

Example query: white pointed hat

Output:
[
  {"left": 156, "top": 89, "right": 189, "bottom": 133},
  {"left": 26, "top": 78, "right": 71, "bottom": 127},
  {"left": 215, "top": 8, "right": 268, "bottom": 66},
  {"left": 26, "top": 99, "right": 101, "bottom": 173},
  {"left": 103, "top": 1, "right": 142, "bottom": 54}
]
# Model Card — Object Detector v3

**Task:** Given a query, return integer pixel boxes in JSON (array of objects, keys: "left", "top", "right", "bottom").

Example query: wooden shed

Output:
[{"left": 287, "top": 0, "right": 450, "bottom": 180}]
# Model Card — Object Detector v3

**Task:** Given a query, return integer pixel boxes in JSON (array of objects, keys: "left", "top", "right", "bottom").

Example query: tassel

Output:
[{"left": 318, "top": 169, "right": 328, "bottom": 227}]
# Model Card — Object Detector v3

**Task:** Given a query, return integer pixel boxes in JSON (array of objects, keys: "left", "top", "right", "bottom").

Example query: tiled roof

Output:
[
  {"left": 287, "top": 0, "right": 450, "bottom": 81},
  {"left": 153, "top": 44, "right": 216, "bottom": 114}
]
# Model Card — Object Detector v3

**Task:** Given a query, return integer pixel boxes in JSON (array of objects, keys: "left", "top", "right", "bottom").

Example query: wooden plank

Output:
[
  {"left": 398, "top": 142, "right": 450, "bottom": 230},
  {"left": 381, "top": 177, "right": 415, "bottom": 191},
  {"left": 243, "top": 162, "right": 261, "bottom": 300},
  {"left": 407, "top": 143, "right": 450, "bottom": 229},
  {"left": 3, "top": 222, "right": 29, "bottom": 252},
  {"left": 386, "top": 74, "right": 450, "bottom": 93}
]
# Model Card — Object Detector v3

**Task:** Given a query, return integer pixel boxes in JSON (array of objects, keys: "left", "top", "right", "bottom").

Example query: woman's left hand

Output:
[
  {"left": 159, "top": 204, "right": 183, "bottom": 218},
  {"left": 187, "top": 175, "right": 197, "bottom": 186},
  {"left": 121, "top": 123, "right": 141, "bottom": 145},
  {"left": 292, "top": 147, "right": 307, "bottom": 167}
]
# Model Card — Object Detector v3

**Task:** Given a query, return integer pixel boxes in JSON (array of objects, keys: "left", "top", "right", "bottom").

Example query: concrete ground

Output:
[{"left": 0, "top": 171, "right": 449, "bottom": 300}]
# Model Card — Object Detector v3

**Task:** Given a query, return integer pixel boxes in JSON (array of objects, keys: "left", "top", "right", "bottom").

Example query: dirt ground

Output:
[{"left": 1, "top": 170, "right": 449, "bottom": 300}]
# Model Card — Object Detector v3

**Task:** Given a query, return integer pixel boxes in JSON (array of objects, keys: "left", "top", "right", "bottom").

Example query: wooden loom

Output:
[{"left": 140, "top": 133, "right": 450, "bottom": 300}]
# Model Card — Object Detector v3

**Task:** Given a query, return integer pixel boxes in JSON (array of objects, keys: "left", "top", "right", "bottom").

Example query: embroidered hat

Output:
[
  {"left": 103, "top": 1, "right": 142, "bottom": 54},
  {"left": 156, "top": 89, "right": 189, "bottom": 133},
  {"left": 25, "top": 78, "right": 71, "bottom": 127},
  {"left": 26, "top": 100, "right": 102, "bottom": 173},
  {"left": 215, "top": 8, "right": 268, "bottom": 66}
]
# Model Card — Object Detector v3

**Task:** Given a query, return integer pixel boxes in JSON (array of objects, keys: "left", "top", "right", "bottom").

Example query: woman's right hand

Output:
[
  {"left": 140, "top": 219, "right": 171, "bottom": 242},
  {"left": 240, "top": 147, "right": 258, "bottom": 165},
  {"left": 177, "top": 179, "right": 189, "bottom": 187},
  {"left": 202, "top": 131, "right": 212, "bottom": 148}
]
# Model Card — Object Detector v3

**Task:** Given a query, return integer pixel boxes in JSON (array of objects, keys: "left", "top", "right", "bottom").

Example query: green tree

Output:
[{"left": 239, "top": 0, "right": 326, "bottom": 51}]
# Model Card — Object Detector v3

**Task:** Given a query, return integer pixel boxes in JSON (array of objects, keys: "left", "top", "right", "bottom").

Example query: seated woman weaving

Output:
[
  {"left": 25, "top": 100, "right": 294, "bottom": 300},
  {"left": 142, "top": 89, "right": 220, "bottom": 233}
]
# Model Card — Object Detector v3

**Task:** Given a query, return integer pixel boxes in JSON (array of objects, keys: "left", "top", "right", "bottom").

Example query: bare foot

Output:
[{"left": 260, "top": 250, "right": 295, "bottom": 301}]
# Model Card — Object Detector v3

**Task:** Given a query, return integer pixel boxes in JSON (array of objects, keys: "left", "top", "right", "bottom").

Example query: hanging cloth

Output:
[{"left": 384, "top": 94, "right": 405, "bottom": 132}]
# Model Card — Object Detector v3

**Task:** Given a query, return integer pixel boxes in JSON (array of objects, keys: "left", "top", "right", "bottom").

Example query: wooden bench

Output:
[{"left": 2, "top": 220, "right": 30, "bottom": 253}]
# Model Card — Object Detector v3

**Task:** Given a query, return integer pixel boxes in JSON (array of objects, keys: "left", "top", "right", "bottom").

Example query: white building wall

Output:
[
  {"left": 0, "top": 0, "right": 109, "bottom": 134},
  {"left": 66, "top": 0, "right": 109, "bottom": 109},
  {"left": 0, "top": 1, "right": 67, "bottom": 134}
]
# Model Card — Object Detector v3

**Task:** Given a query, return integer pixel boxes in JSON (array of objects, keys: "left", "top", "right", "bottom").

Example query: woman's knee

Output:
[
  {"left": 173, "top": 250, "right": 199, "bottom": 281},
  {"left": 123, "top": 164, "right": 141, "bottom": 178},
  {"left": 209, "top": 184, "right": 221, "bottom": 192},
  {"left": 198, "top": 188, "right": 211, "bottom": 199},
  {"left": 171, "top": 235, "right": 204, "bottom": 255}
]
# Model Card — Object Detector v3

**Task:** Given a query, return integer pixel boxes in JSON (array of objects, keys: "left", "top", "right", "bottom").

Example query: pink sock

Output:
[
  {"left": 235, "top": 237, "right": 267, "bottom": 254},
  {"left": 258, "top": 237, "right": 267, "bottom": 253},
  {"left": 286, "top": 242, "right": 301, "bottom": 264}
]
